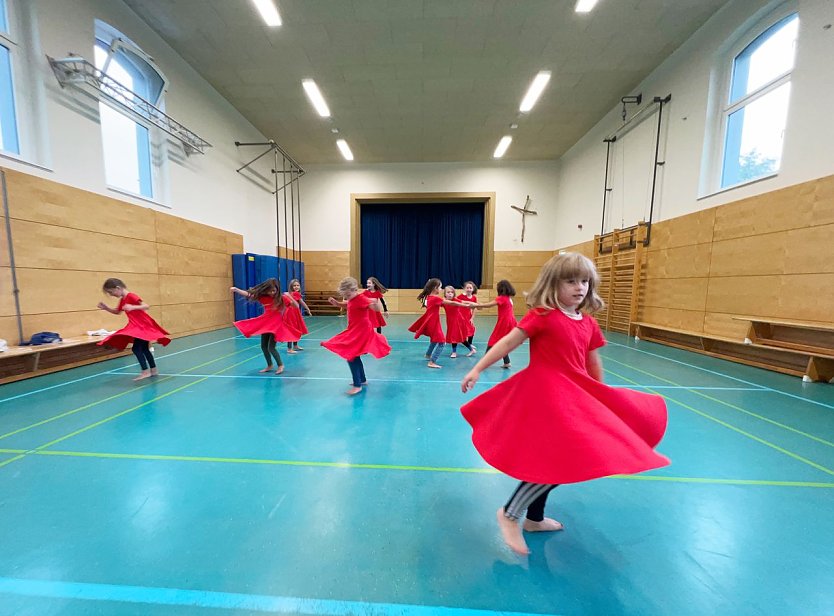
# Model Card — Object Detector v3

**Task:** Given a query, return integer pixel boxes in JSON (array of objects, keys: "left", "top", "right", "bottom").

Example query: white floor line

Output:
[{"left": 607, "top": 340, "right": 834, "bottom": 411}]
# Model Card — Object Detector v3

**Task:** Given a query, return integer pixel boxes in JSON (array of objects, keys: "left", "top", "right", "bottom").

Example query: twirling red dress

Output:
[
  {"left": 486, "top": 295, "right": 517, "bottom": 346},
  {"left": 321, "top": 294, "right": 391, "bottom": 360},
  {"left": 443, "top": 303, "right": 469, "bottom": 344},
  {"left": 456, "top": 293, "right": 477, "bottom": 338},
  {"left": 408, "top": 295, "right": 445, "bottom": 343},
  {"left": 233, "top": 296, "right": 301, "bottom": 341},
  {"left": 283, "top": 291, "right": 309, "bottom": 335},
  {"left": 461, "top": 308, "right": 669, "bottom": 485},
  {"left": 363, "top": 290, "right": 387, "bottom": 329},
  {"left": 98, "top": 292, "right": 171, "bottom": 351}
]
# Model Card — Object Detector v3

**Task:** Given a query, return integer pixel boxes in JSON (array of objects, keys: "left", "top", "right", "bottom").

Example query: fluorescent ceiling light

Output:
[
  {"left": 252, "top": 0, "right": 282, "bottom": 26},
  {"left": 302, "top": 79, "right": 331, "bottom": 117},
  {"left": 575, "top": 0, "right": 599, "bottom": 13},
  {"left": 336, "top": 139, "right": 353, "bottom": 161},
  {"left": 493, "top": 136, "right": 512, "bottom": 159},
  {"left": 519, "top": 71, "right": 551, "bottom": 113}
]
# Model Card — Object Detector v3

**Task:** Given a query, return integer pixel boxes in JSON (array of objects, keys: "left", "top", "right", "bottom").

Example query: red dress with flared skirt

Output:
[
  {"left": 321, "top": 294, "right": 391, "bottom": 360},
  {"left": 461, "top": 308, "right": 669, "bottom": 485},
  {"left": 234, "top": 296, "right": 301, "bottom": 342},
  {"left": 98, "top": 292, "right": 171, "bottom": 350},
  {"left": 363, "top": 290, "right": 387, "bottom": 328},
  {"left": 486, "top": 295, "right": 517, "bottom": 346},
  {"left": 408, "top": 295, "right": 445, "bottom": 343},
  {"left": 444, "top": 303, "right": 469, "bottom": 344},
  {"left": 283, "top": 291, "right": 309, "bottom": 335},
  {"left": 456, "top": 293, "right": 477, "bottom": 338}
]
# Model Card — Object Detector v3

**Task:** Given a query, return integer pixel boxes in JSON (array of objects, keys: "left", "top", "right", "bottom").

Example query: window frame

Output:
[
  {"left": 0, "top": 0, "right": 21, "bottom": 155},
  {"left": 702, "top": 4, "right": 798, "bottom": 196}
]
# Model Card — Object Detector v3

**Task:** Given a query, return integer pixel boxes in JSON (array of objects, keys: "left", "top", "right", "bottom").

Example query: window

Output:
[
  {"left": 94, "top": 21, "right": 167, "bottom": 199},
  {"left": 0, "top": 0, "right": 20, "bottom": 154},
  {"left": 719, "top": 12, "right": 798, "bottom": 189}
]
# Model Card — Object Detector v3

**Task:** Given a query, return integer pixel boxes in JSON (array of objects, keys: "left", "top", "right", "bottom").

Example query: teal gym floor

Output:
[{"left": 0, "top": 315, "right": 832, "bottom": 616}]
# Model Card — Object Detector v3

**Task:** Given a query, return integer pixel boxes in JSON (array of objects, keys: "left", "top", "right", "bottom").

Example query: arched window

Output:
[
  {"left": 94, "top": 20, "right": 167, "bottom": 199},
  {"left": 717, "top": 11, "right": 798, "bottom": 189}
]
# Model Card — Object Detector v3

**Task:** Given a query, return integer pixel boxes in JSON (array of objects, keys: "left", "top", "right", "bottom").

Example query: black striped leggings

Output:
[{"left": 503, "top": 482, "right": 559, "bottom": 521}]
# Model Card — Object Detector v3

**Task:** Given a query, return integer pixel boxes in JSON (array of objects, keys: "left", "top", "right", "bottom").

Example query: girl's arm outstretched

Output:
[
  {"left": 461, "top": 328, "right": 528, "bottom": 392},
  {"left": 230, "top": 286, "right": 251, "bottom": 299},
  {"left": 284, "top": 292, "right": 299, "bottom": 308},
  {"left": 123, "top": 301, "right": 150, "bottom": 313},
  {"left": 368, "top": 298, "right": 383, "bottom": 312},
  {"left": 299, "top": 298, "right": 312, "bottom": 315},
  {"left": 328, "top": 297, "right": 348, "bottom": 306},
  {"left": 96, "top": 302, "right": 120, "bottom": 314}
]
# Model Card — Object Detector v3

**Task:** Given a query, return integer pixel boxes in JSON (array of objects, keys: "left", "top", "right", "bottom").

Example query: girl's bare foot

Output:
[
  {"left": 133, "top": 370, "right": 152, "bottom": 381},
  {"left": 275, "top": 365, "right": 284, "bottom": 375},
  {"left": 288, "top": 349, "right": 298, "bottom": 354},
  {"left": 347, "top": 386, "right": 362, "bottom": 395},
  {"left": 466, "top": 349, "right": 476, "bottom": 357},
  {"left": 295, "top": 346, "right": 303, "bottom": 351},
  {"left": 259, "top": 366, "right": 274, "bottom": 373},
  {"left": 496, "top": 507, "right": 530, "bottom": 555},
  {"left": 450, "top": 352, "right": 457, "bottom": 358},
  {"left": 361, "top": 381, "right": 368, "bottom": 386},
  {"left": 150, "top": 368, "right": 159, "bottom": 376},
  {"left": 502, "top": 363, "right": 512, "bottom": 369},
  {"left": 427, "top": 362, "right": 441, "bottom": 369},
  {"left": 523, "top": 517, "right": 564, "bottom": 533}
]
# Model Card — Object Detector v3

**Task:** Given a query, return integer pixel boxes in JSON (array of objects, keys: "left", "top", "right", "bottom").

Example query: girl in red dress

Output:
[
  {"left": 363, "top": 277, "right": 389, "bottom": 334},
  {"left": 470, "top": 279, "right": 517, "bottom": 368},
  {"left": 460, "top": 253, "right": 669, "bottom": 555},
  {"left": 284, "top": 279, "right": 311, "bottom": 353},
  {"left": 321, "top": 277, "right": 391, "bottom": 395},
  {"left": 97, "top": 278, "right": 171, "bottom": 381},
  {"left": 443, "top": 286, "right": 475, "bottom": 358},
  {"left": 231, "top": 278, "right": 301, "bottom": 375},
  {"left": 456, "top": 281, "right": 479, "bottom": 356},
  {"left": 408, "top": 278, "right": 473, "bottom": 368}
]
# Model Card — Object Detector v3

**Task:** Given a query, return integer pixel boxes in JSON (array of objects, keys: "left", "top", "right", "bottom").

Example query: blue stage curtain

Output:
[{"left": 360, "top": 202, "right": 484, "bottom": 290}]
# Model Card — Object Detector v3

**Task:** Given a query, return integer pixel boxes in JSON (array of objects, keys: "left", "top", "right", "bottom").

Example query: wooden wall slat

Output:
[
  {"left": 159, "top": 301, "right": 234, "bottom": 336},
  {"left": 642, "top": 278, "right": 709, "bottom": 311},
  {"left": 155, "top": 211, "right": 228, "bottom": 253},
  {"left": 156, "top": 243, "right": 231, "bottom": 278},
  {"left": 0, "top": 267, "right": 14, "bottom": 317},
  {"left": 645, "top": 244, "right": 712, "bottom": 279},
  {"left": 159, "top": 274, "right": 233, "bottom": 305},
  {"left": 647, "top": 209, "right": 715, "bottom": 250}
]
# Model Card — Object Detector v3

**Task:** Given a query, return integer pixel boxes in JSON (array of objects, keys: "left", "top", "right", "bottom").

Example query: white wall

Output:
[
  {"left": 1, "top": 0, "right": 277, "bottom": 254},
  {"left": 301, "top": 161, "right": 560, "bottom": 252},
  {"left": 552, "top": 0, "right": 834, "bottom": 248}
]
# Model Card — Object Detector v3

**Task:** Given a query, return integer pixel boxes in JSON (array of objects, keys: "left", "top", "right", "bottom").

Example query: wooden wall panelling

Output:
[
  {"left": 16, "top": 269, "right": 161, "bottom": 315},
  {"left": 712, "top": 183, "right": 821, "bottom": 241},
  {"left": 3, "top": 168, "right": 156, "bottom": 241},
  {"left": 158, "top": 274, "right": 232, "bottom": 305},
  {"left": 226, "top": 233, "right": 244, "bottom": 255},
  {"left": 709, "top": 232, "right": 789, "bottom": 277},
  {"left": 647, "top": 208, "right": 716, "bottom": 250},
  {"left": 11, "top": 219, "right": 160, "bottom": 273},
  {"left": 156, "top": 243, "right": 231, "bottom": 278},
  {"left": 0, "top": 215, "right": 9, "bottom": 267},
  {"left": 556, "top": 241, "right": 595, "bottom": 258},
  {"left": 0, "top": 315, "right": 19, "bottom": 343},
  {"left": 159, "top": 301, "right": 234, "bottom": 336},
  {"left": 21, "top": 309, "right": 132, "bottom": 338},
  {"left": 155, "top": 211, "right": 228, "bottom": 253},
  {"left": 642, "top": 277, "right": 709, "bottom": 312},
  {"left": 0, "top": 266, "right": 14, "bottom": 317},
  {"left": 644, "top": 243, "right": 713, "bottom": 279},
  {"left": 638, "top": 306, "right": 706, "bottom": 332},
  {"left": 706, "top": 273, "right": 834, "bottom": 323}
]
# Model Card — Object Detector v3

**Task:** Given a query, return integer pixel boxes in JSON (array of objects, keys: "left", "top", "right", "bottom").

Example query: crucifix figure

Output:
[{"left": 510, "top": 195, "right": 537, "bottom": 243}]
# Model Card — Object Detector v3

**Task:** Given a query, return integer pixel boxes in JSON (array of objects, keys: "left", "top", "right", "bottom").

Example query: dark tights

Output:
[
  {"left": 260, "top": 334, "right": 283, "bottom": 366},
  {"left": 347, "top": 356, "right": 366, "bottom": 387},
  {"left": 451, "top": 341, "right": 474, "bottom": 353},
  {"left": 131, "top": 339, "right": 156, "bottom": 371}
]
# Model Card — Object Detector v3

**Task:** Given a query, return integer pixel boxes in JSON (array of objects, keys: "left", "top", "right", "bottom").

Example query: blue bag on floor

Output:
[{"left": 20, "top": 332, "right": 62, "bottom": 346}]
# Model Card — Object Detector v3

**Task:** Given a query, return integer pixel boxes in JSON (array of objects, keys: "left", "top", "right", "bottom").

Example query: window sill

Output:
[
  {"left": 698, "top": 172, "right": 777, "bottom": 201},
  {"left": 0, "top": 150, "right": 53, "bottom": 173},
  {"left": 106, "top": 185, "right": 171, "bottom": 209}
]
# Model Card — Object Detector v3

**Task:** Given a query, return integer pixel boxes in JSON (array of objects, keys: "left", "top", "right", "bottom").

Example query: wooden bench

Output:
[
  {"left": 632, "top": 322, "right": 834, "bottom": 383},
  {"left": 0, "top": 336, "right": 128, "bottom": 385}
]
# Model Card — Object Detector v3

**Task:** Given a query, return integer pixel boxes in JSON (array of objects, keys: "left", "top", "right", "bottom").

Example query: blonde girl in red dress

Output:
[
  {"left": 456, "top": 281, "right": 479, "bottom": 356},
  {"left": 408, "top": 278, "right": 473, "bottom": 369},
  {"left": 443, "top": 286, "right": 475, "bottom": 358},
  {"left": 285, "top": 279, "right": 311, "bottom": 353},
  {"left": 469, "top": 279, "right": 517, "bottom": 368},
  {"left": 322, "top": 277, "right": 391, "bottom": 395},
  {"left": 363, "top": 277, "right": 389, "bottom": 334},
  {"left": 231, "top": 278, "right": 301, "bottom": 374},
  {"left": 97, "top": 278, "right": 171, "bottom": 381},
  {"left": 460, "top": 253, "right": 669, "bottom": 555}
]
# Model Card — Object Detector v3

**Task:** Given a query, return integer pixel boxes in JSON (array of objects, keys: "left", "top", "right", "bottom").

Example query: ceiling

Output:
[{"left": 123, "top": 0, "right": 729, "bottom": 165}]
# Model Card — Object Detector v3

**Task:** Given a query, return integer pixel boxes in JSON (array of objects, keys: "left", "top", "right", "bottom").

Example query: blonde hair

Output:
[
  {"left": 443, "top": 285, "right": 456, "bottom": 297},
  {"left": 526, "top": 253, "right": 604, "bottom": 313},
  {"left": 338, "top": 277, "right": 359, "bottom": 297}
]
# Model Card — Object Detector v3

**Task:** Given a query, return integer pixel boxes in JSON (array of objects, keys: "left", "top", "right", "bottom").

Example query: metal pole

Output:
[
  {"left": 646, "top": 94, "right": 671, "bottom": 245},
  {"left": 601, "top": 138, "right": 614, "bottom": 236},
  {"left": 274, "top": 148, "right": 281, "bottom": 281},
  {"left": 290, "top": 165, "right": 296, "bottom": 279},
  {"left": 282, "top": 156, "right": 289, "bottom": 285},
  {"left": 1, "top": 171, "right": 24, "bottom": 344},
  {"left": 296, "top": 166, "right": 303, "bottom": 288}
]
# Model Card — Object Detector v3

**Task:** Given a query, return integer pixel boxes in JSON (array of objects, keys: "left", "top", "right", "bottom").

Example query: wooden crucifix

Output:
[{"left": 510, "top": 195, "right": 537, "bottom": 243}]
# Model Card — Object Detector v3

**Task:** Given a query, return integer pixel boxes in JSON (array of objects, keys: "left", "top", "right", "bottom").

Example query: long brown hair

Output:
[
  {"left": 367, "top": 277, "right": 388, "bottom": 293},
  {"left": 248, "top": 278, "right": 282, "bottom": 308},
  {"left": 526, "top": 252, "right": 604, "bottom": 313},
  {"left": 417, "top": 278, "right": 442, "bottom": 305},
  {"left": 496, "top": 280, "right": 516, "bottom": 297},
  {"left": 462, "top": 281, "right": 478, "bottom": 296}
]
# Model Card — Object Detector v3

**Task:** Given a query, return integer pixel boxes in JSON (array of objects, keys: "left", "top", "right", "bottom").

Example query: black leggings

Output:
[
  {"left": 287, "top": 341, "right": 299, "bottom": 350},
  {"left": 451, "top": 341, "right": 474, "bottom": 352},
  {"left": 260, "top": 334, "right": 283, "bottom": 366},
  {"left": 132, "top": 339, "right": 156, "bottom": 371},
  {"left": 347, "top": 356, "right": 366, "bottom": 387},
  {"left": 486, "top": 345, "right": 511, "bottom": 366},
  {"left": 503, "top": 482, "right": 559, "bottom": 521}
]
